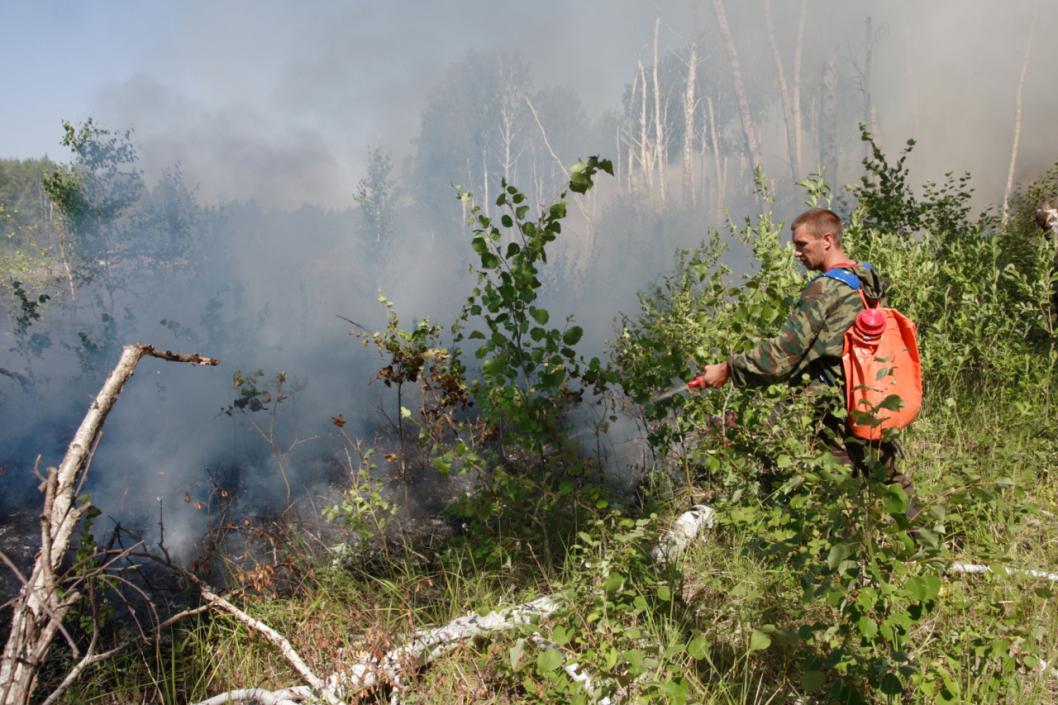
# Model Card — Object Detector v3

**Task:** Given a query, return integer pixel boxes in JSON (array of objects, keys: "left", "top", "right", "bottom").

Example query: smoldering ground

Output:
[{"left": 2, "top": 0, "right": 1058, "bottom": 579}]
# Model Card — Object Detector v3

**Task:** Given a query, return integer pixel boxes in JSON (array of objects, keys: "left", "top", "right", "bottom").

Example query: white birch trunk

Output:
[
  {"left": 652, "top": 17, "right": 667, "bottom": 207},
  {"left": 712, "top": 0, "right": 762, "bottom": 170},
  {"left": 1002, "top": 20, "right": 1035, "bottom": 227},
  {"left": 682, "top": 44, "right": 698, "bottom": 205},
  {"left": 765, "top": 0, "right": 798, "bottom": 183},
  {"left": 792, "top": 0, "right": 807, "bottom": 178}
]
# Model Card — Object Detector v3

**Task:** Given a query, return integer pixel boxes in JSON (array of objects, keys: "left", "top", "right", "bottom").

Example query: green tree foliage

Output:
[
  {"left": 453, "top": 157, "right": 612, "bottom": 457},
  {"left": 0, "top": 158, "right": 60, "bottom": 284},
  {"left": 42, "top": 119, "right": 143, "bottom": 262}
]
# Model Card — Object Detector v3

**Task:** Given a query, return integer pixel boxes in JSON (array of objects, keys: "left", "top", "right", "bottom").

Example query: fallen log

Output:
[
  {"left": 948, "top": 562, "right": 1058, "bottom": 584},
  {"left": 193, "top": 506, "right": 714, "bottom": 705}
]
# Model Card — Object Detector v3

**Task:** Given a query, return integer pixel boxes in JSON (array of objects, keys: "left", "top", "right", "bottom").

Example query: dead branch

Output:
[
  {"left": 0, "top": 343, "right": 219, "bottom": 705},
  {"left": 197, "top": 584, "right": 342, "bottom": 705},
  {"left": 39, "top": 604, "right": 211, "bottom": 705}
]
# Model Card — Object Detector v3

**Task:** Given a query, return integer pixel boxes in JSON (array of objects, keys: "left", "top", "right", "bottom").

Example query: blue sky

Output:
[{"left": 0, "top": 2, "right": 171, "bottom": 158}]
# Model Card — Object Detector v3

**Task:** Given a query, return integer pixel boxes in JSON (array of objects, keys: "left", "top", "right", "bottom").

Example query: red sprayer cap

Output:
[{"left": 855, "top": 308, "right": 886, "bottom": 337}]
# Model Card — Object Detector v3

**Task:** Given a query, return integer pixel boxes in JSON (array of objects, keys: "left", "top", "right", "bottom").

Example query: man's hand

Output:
[{"left": 693, "top": 362, "right": 730, "bottom": 389}]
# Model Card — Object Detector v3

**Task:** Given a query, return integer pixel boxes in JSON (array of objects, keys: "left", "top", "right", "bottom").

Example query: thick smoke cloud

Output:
[{"left": 73, "top": 0, "right": 1058, "bottom": 210}]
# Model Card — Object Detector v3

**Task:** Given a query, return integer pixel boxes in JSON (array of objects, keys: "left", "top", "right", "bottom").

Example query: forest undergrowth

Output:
[{"left": 44, "top": 138, "right": 1058, "bottom": 705}]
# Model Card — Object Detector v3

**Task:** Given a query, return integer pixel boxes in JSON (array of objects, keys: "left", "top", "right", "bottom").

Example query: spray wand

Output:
[{"left": 649, "top": 372, "right": 709, "bottom": 403}]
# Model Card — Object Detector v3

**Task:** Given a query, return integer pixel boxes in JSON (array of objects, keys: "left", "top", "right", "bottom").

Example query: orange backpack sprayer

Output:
[{"left": 808, "top": 263, "right": 922, "bottom": 439}]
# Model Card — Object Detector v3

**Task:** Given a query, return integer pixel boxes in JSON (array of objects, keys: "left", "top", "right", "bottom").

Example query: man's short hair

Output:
[{"left": 791, "top": 208, "right": 843, "bottom": 245}]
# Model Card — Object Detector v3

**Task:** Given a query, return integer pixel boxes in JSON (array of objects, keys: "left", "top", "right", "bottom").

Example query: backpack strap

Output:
[
  {"left": 816, "top": 268, "right": 862, "bottom": 290},
  {"left": 809, "top": 262, "right": 874, "bottom": 308},
  {"left": 809, "top": 260, "right": 872, "bottom": 289}
]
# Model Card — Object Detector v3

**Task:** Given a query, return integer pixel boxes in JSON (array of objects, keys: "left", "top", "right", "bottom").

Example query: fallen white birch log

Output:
[
  {"left": 528, "top": 634, "right": 612, "bottom": 705},
  {"left": 948, "top": 562, "right": 1058, "bottom": 583},
  {"left": 192, "top": 687, "right": 310, "bottom": 705},
  {"left": 194, "top": 505, "right": 713, "bottom": 705},
  {"left": 327, "top": 594, "right": 565, "bottom": 697},
  {"left": 650, "top": 505, "right": 715, "bottom": 564}
]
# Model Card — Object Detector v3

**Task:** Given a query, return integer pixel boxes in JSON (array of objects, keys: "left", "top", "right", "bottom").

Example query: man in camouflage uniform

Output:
[{"left": 695, "top": 208, "right": 912, "bottom": 497}]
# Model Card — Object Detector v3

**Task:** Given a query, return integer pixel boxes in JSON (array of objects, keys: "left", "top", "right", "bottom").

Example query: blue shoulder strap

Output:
[{"left": 809, "top": 261, "right": 873, "bottom": 290}]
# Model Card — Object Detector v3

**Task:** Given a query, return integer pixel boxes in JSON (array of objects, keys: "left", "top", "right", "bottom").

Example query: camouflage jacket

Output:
[{"left": 728, "top": 263, "right": 888, "bottom": 390}]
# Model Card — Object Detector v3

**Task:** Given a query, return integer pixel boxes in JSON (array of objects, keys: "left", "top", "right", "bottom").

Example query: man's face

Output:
[{"left": 792, "top": 225, "right": 829, "bottom": 271}]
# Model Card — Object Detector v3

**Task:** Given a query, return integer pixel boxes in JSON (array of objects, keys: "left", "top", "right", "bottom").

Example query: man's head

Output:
[
  {"left": 791, "top": 208, "right": 845, "bottom": 272},
  {"left": 1036, "top": 199, "right": 1057, "bottom": 233}
]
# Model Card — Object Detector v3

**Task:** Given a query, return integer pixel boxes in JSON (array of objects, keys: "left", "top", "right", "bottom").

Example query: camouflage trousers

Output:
[{"left": 821, "top": 412, "right": 917, "bottom": 517}]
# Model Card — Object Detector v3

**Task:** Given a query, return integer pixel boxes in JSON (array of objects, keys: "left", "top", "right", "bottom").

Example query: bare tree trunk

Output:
[
  {"left": 765, "top": 0, "right": 798, "bottom": 183},
  {"left": 682, "top": 44, "right": 698, "bottom": 205},
  {"left": 901, "top": 31, "right": 921, "bottom": 141},
  {"left": 820, "top": 53, "right": 839, "bottom": 184},
  {"left": 713, "top": 0, "right": 762, "bottom": 170},
  {"left": 707, "top": 96, "right": 723, "bottom": 212},
  {"left": 481, "top": 144, "right": 490, "bottom": 220},
  {"left": 638, "top": 59, "right": 652, "bottom": 196},
  {"left": 793, "top": 0, "right": 807, "bottom": 177},
  {"left": 0, "top": 344, "right": 218, "bottom": 705},
  {"left": 626, "top": 69, "right": 640, "bottom": 194},
  {"left": 652, "top": 17, "right": 667, "bottom": 206},
  {"left": 860, "top": 16, "right": 880, "bottom": 156},
  {"left": 50, "top": 214, "right": 76, "bottom": 301},
  {"left": 1002, "top": 20, "right": 1035, "bottom": 227},
  {"left": 496, "top": 70, "right": 523, "bottom": 189}
]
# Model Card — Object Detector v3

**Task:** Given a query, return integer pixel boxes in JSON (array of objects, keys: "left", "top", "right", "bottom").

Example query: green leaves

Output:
[
  {"left": 904, "top": 574, "right": 941, "bottom": 602},
  {"left": 509, "top": 638, "right": 526, "bottom": 669},
  {"left": 569, "top": 156, "right": 614, "bottom": 194},
  {"left": 535, "top": 647, "right": 564, "bottom": 673},
  {"left": 748, "top": 629, "right": 771, "bottom": 652},
  {"left": 827, "top": 542, "right": 854, "bottom": 571},
  {"left": 686, "top": 635, "right": 710, "bottom": 660},
  {"left": 883, "top": 484, "right": 910, "bottom": 515}
]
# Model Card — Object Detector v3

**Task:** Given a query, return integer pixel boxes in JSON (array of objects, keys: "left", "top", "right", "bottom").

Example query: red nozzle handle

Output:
[{"left": 688, "top": 374, "right": 706, "bottom": 389}]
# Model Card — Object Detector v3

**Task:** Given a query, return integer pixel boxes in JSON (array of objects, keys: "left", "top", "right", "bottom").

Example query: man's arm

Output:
[{"left": 697, "top": 279, "right": 829, "bottom": 389}]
